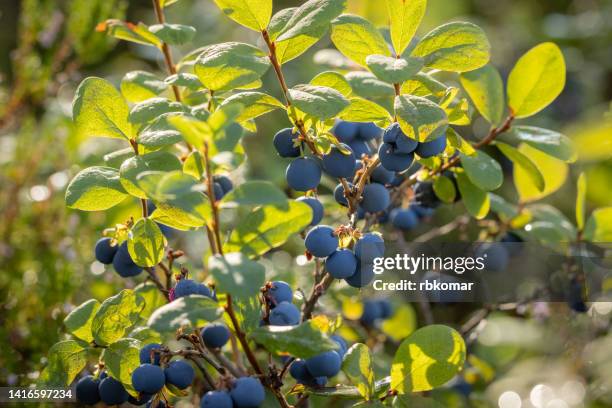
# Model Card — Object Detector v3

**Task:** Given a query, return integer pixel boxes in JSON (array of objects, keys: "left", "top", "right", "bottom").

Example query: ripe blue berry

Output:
[
  {"left": 230, "top": 377, "right": 266, "bottom": 408},
  {"left": 289, "top": 359, "right": 312, "bottom": 383},
  {"left": 378, "top": 143, "right": 414, "bottom": 172},
  {"left": 348, "top": 140, "right": 372, "bottom": 158},
  {"left": 164, "top": 360, "right": 195, "bottom": 390},
  {"left": 360, "top": 300, "right": 383, "bottom": 326},
  {"left": 140, "top": 343, "right": 162, "bottom": 365},
  {"left": 214, "top": 175, "right": 233, "bottom": 195},
  {"left": 475, "top": 243, "right": 509, "bottom": 272},
  {"left": 296, "top": 196, "right": 324, "bottom": 226},
  {"left": 413, "top": 182, "right": 440, "bottom": 209},
  {"left": 95, "top": 237, "right": 118, "bottom": 264},
  {"left": 76, "top": 375, "right": 100, "bottom": 405},
  {"left": 354, "top": 233, "right": 385, "bottom": 264},
  {"left": 201, "top": 323, "right": 231, "bottom": 349},
  {"left": 268, "top": 281, "right": 293, "bottom": 305},
  {"left": 330, "top": 335, "right": 348, "bottom": 357},
  {"left": 269, "top": 301, "right": 300, "bottom": 326},
  {"left": 201, "top": 390, "right": 233, "bottom": 408},
  {"left": 132, "top": 364, "right": 166, "bottom": 394},
  {"left": 360, "top": 183, "right": 390, "bottom": 213},
  {"left": 345, "top": 262, "right": 375, "bottom": 288},
  {"left": 412, "top": 204, "right": 435, "bottom": 218},
  {"left": 322, "top": 144, "right": 356, "bottom": 178},
  {"left": 98, "top": 376, "right": 129, "bottom": 405},
  {"left": 357, "top": 122, "right": 382, "bottom": 141},
  {"left": 370, "top": 165, "right": 394, "bottom": 185},
  {"left": 212, "top": 182, "right": 224, "bottom": 200},
  {"left": 333, "top": 121, "right": 359, "bottom": 143},
  {"left": 304, "top": 225, "right": 338, "bottom": 258},
  {"left": 305, "top": 351, "right": 342, "bottom": 377},
  {"left": 377, "top": 298, "right": 393, "bottom": 319},
  {"left": 286, "top": 157, "right": 321, "bottom": 191},
  {"left": 273, "top": 128, "right": 300, "bottom": 158},
  {"left": 383, "top": 123, "right": 418, "bottom": 153},
  {"left": 174, "top": 279, "right": 198, "bottom": 297},
  {"left": 334, "top": 183, "right": 351, "bottom": 207},
  {"left": 415, "top": 136, "right": 447, "bottom": 158},
  {"left": 390, "top": 208, "right": 419, "bottom": 230},
  {"left": 112, "top": 241, "right": 143, "bottom": 277},
  {"left": 325, "top": 249, "right": 358, "bottom": 279}
]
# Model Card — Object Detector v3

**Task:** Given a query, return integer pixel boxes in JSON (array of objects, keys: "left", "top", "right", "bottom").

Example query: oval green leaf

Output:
[
  {"left": 331, "top": 14, "right": 390, "bottom": 67},
  {"left": 460, "top": 64, "right": 504, "bottom": 125},
  {"left": 65, "top": 166, "right": 128, "bottom": 211},
  {"left": 460, "top": 150, "right": 503, "bottom": 191}
]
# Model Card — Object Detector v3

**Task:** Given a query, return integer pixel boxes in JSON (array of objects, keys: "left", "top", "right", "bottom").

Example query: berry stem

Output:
[{"left": 301, "top": 272, "right": 334, "bottom": 322}]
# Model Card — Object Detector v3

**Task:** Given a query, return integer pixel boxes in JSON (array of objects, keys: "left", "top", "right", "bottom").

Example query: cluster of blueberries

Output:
[
  {"left": 288, "top": 334, "right": 347, "bottom": 388},
  {"left": 305, "top": 227, "right": 385, "bottom": 288},
  {"left": 95, "top": 237, "right": 143, "bottom": 277},
  {"left": 258, "top": 281, "right": 349, "bottom": 388},
  {"left": 171, "top": 278, "right": 216, "bottom": 301},
  {"left": 198, "top": 323, "right": 268, "bottom": 408},
  {"left": 359, "top": 298, "right": 394, "bottom": 327},
  {"left": 210, "top": 174, "right": 234, "bottom": 201}
]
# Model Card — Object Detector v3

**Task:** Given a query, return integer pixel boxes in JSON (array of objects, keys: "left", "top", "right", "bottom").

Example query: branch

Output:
[
  {"left": 202, "top": 141, "right": 224, "bottom": 255},
  {"left": 301, "top": 272, "right": 334, "bottom": 321}
]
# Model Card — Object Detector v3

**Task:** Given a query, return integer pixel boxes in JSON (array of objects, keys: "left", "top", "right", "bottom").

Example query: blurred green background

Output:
[{"left": 1, "top": 0, "right": 611, "bottom": 405}]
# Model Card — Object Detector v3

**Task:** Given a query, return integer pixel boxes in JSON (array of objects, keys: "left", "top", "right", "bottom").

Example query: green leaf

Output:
[
  {"left": 394, "top": 95, "right": 448, "bottom": 142},
  {"left": 433, "top": 175, "right": 456, "bottom": 203},
  {"left": 127, "top": 218, "right": 165, "bottom": 267},
  {"left": 220, "top": 92, "right": 284, "bottom": 122},
  {"left": 460, "top": 150, "right": 503, "bottom": 191},
  {"left": 339, "top": 97, "right": 393, "bottom": 127},
  {"left": 412, "top": 22, "right": 490, "bottom": 72},
  {"left": 446, "top": 128, "right": 475, "bottom": 156},
  {"left": 381, "top": 304, "right": 416, "bottom": 342},
  {"left": 138, "top": 171, "right": 211, "bottom": 226},
  {"left": 91, "top": 289, "right": 145, "bottom": 346},
  {"left": 584, "top": 207, "right": 612, "bottom": 242},
  {"left": 120, "top": 151, "right": 182, "bottom": 198},
  {"left": 311, "top": 71, "right": 353, "bottom": 97},
  {"left": 268, "top": 7, "right": 326, "bottom": 64},
  {"left": 514, "top": 143, "right": 568, "bottom": 203},
  {"left": 65, "top": 166, "right": 128, "bottom": 211},
  {"left": 64, "top": 299, "right": 100, "bottom": 343},
  {"left": 385, "top": 0, "right": 427, "bottom": 56},
  {"left": 134, "top": 283, "right": 168, "bottom": 319},
  {"left": 346, "top": 71, "right": 395, "bottom": 99},
  {"left": 232, "top": 296, "right": 263, "bottom": 334},
  {"left": 102, "top": 338, "right": 141, "bottom": 395},
  {"left": 209, "top": 252, "right": 266, "bottom": 299},
  {"left": 459, "top": 64, "right": 504, "bottom": 125},
  {"left": 366, "top": 55, "right": 423, "bottom": 84},
  {"left": 129, "top": 98, "right": 185, "bottom": 125},
  {"left": 288, "top": 84, "right": 349, "bottom": 120},
  {"left": 147, "top": 295, "right": 223, "bottom": 332},
  {"left": 392, "top": 395, "right": 445, "bottom": 408},
  {"left": 167, "top": 114, "right": 212, "bottom": 149},
  {"left": 212, "top": 0, "right": 272, "bottom": 32},
  {"left": 165, "top": 73, "right": 203, "bottom": 90},
  {"left": 576, "top": 173, "right": 587, "bottom": 231},
  {"left": 489, "top": 193, "right": 519, "bottom": 220},
  {"left": 401, "top": 72, "right": 447, "bottom": 97},
  {"left": 507, "top": 43, "right": 566, "bottom": 118},
  {"left": 456, "top": 172, "right": 490, "bottom": 219},
  {"left": 390, "top": 325, "right": 466, "bottom": 393},
  {"left": 249, "top": 321, "right": 339, "bottom": 358},
  {"left": 129, "top": 326, "right": 162, "bottom": 345},
  {"left": 73, "top": 77, "right": 132, "bottom": 140},
  {"left": 149, "top": 23, "right": 196, "bottom": 45},
  {"left": 121, "top": 71, "right": 167, "bottom": 103},
  {"left": 220, "top": 180, "right": 287, "bottom": 208},
  {"left": 224, "top": 201, "right": 312, "bottom": 258},
  {"left": 195, "top": 43, "right": 270, "bottom": 91},
  {"left": 330, "top": 14, "right": 390, "bottom": 67},
  {"left": 509, "top": 126, "right": 575, "bottom": 163},
  {"left": 342, "top": 343, "right": 375, "bottom": 400},
  {"left": 39, "top": 340, "right": 87, "bottom": 387},
  {"left": 99, "top": 20, "right": 162, "bottom": 47},
  {"left": 497, "top": 142, "right": 544, "bottom": 192},
  {"left": 276, "top": 0, "right": 346, "bottom": 42}
]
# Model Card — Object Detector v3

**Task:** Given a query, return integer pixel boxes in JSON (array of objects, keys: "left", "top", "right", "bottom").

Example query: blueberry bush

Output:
[{"left": 31, "top": 0, "right": 612, "bottom": 407}]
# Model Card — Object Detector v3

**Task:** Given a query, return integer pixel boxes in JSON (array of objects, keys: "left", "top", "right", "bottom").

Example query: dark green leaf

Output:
[
  {"left": 119, "top": 151, "right": 182, "bottom": 198},
  {"left": 288, "top": 84, "right": 349, "bottom": 120},
  {"left": 249, "top": 321, "right": 339, "bottom": 359},
  {"left": 456, "top": 172, "right": 490, "bottom": 219},
  {"left": 220, "top": 181, "right": 288, "bottom": 208},
  {"left": 147, "top": 295, "right": 223, "bottom": 332},
  {"left": 460, "top": 150, "right": 503, "bottom": 191},
  {"left": 366, "top": 55, "right": 423, "bottom": 84},
  {"left": 209, "top": 253, "right": 266, "bottom": 299}
]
